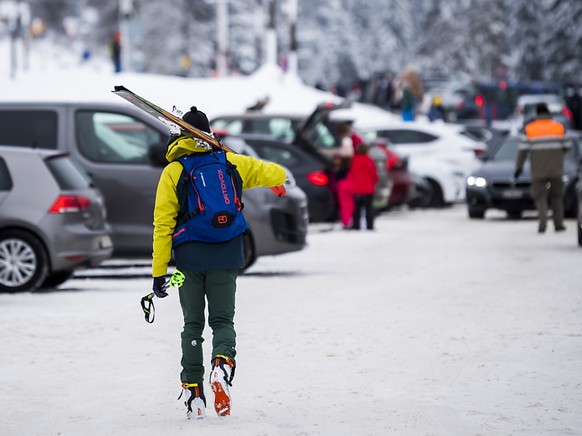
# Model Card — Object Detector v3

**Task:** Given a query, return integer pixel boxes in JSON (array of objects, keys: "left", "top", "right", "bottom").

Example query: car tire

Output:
[
  {"left": 241, "top": 231, "right": 256, "bottom": 272},
  {"left": 578, "top": 221, "right": 582, "bottom": 247},
  {"left": 468, "top": 207, "right": 485, "bottom": 219},
  {"left": 41, "top": 270, "right": 75, "bottom": 289},
  {"left": 426, "top": 179, "right": 444, "bottom": 208},
  {"left": 0, "top": 230, "right": 49, "bottom": 293}
]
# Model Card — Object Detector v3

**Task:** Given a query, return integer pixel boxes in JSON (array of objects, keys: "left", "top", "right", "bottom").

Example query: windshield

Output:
[{"left": 493, "top": 135, "right": 578, "bottom": 161}]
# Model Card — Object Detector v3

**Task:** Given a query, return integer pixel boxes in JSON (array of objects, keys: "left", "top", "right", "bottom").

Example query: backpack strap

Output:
[
  {"left": 175, "top": 167, "right": 193, "bottom": 228},
  {"left": 175, "top": 153, "right": 210, "bottom": 227}
]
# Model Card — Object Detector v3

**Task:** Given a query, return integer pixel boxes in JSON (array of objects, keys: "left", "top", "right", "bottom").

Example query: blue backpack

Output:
[{"left": 172, "top": 150, "right": 249, "bottom": 246}]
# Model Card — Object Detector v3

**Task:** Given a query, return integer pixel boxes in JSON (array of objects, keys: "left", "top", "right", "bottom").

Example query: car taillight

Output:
[
  {"left": 475, "top": 95, "right": 485, "bottom": 106},
  {"left": 49, "top": 195, "right": 91, "bottom": 213},
  {"left": 385, "top": 150, "right": 401, "bottom": 169},
  {"left": 474, "top": 148, "right": 486, "bottom": 158},
  {"left": 307, "top": 171, "right": 329, "bottom": 186},
  {"left": 562, "top": 106, "right": 573, "bottom": 120}
]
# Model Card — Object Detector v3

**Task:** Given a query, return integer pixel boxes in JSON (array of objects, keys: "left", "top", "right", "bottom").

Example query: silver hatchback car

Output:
[{"left": 0, "top": 146, "right": 113, "bottom": 292}]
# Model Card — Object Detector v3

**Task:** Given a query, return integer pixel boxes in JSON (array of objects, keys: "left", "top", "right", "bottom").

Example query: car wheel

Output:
[
  {"left": 241, "top": 231, "right": 256, "bottom": 272},
  {"left": 578, "top": 221, "right": 582, "bottom": 247},
  {"left": 0, "top": 230, "right": 49, "bottom": 293},
  {"left": 426, "top": 179, "right": 444, "bottom": 207},
  {"left": 468, "top": 206, "right": 485, "bottom": 219},
  {"left": 41, "top": 270, "right": 75, "bottom": 289},
  {"left": 565, "top": 194, "right": 578, "bottom": 218}
]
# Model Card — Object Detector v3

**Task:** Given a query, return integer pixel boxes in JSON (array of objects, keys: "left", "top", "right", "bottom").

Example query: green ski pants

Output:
[
  {"left": 531, "top": 177, "right": 564, "bottom": 230},
  {"left": 178, "top": 269, "right": 238, "bottom": 384}
]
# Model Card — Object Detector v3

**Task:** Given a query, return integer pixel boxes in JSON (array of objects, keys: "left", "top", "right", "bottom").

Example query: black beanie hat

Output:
[
  {"left": 182, "top": 106, "right": 211, "bottom": 133},
  {"left": 535, "top": 102, "right": 550, "bottom": 116}
]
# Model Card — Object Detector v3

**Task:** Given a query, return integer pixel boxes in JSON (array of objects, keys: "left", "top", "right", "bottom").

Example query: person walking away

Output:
[
  {"left": 428, "top": 95, "right": 445, "bottom": 122},
  {"left": 335, "top": 121, "right": 355, "bottom": 228},
  {"left": 514, "top": 102, "right": 571, "bottom": 233},
  {"left": 151, "top": 106, "right": 287, "bottom": 419},
  {"left": 348, "top": 143, "right": 379, "bottom": 230},
  {"left": 110, "top": 32, "right": 122, "bottom": 73},
  {"left": 400, "top": 81, "right": 415, "bottom": 121}
]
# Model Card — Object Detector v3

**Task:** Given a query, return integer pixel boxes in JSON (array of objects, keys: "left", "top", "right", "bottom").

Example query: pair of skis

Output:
[{"left": 112, "top": 86, "right": 285, "bottom": 196}]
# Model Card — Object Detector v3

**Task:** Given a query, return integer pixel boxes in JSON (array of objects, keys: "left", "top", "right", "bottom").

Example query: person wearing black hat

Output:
[
  {"left": 515, "top": 102, "right": 571, "bottom": 233},
  {"left": 151, "top": 106, "right": 287, "bottom": 419}
]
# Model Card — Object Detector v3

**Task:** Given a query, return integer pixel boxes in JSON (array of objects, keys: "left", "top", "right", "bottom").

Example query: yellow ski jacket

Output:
[{"left": 152, "top": 136, "right": 286, "bottom": 277}]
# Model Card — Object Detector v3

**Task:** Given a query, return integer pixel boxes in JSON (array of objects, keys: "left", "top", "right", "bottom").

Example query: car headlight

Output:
[{"left": 467, "top": 176, "right": 487, "bottom": 188}]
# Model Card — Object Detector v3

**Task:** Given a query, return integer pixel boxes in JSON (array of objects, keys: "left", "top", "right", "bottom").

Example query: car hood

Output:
[
  {"left": 473, "top": 158, "right": 578, "bottom": 180},
  {"left": 472, "top": 160, "right": 530, "bottom": 179}
]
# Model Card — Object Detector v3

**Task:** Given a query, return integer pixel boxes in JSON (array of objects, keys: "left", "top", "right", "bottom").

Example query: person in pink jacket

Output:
[{"left": 348, "top": 143, "right": 379, "bottom": 230}]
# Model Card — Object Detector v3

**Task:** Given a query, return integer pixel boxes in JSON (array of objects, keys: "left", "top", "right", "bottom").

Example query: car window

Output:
[
  {"left": 378, "top": 129, "right": 437, "bottom": 144},
  {"left": 45, "top": 155, "right": 92, "bottom": 189},
  {"left": 303, "top": 122, "right": 336, "bottom": 148},
  {"left": 492, "top": 136, "right": 520, "bottom": 161},
  {"left": 493, "top": 136, "right": 578, "bottom": 162},
  {"left": 267, "top": 118, "right": 294, "bottom": 139},
  {"left": 0, "top": 158, "right": 13, "bottom": 190},
  {"left": 212, "top": 119, "right": 243, "bottom": 134},
  {"left": 0, "top": 110, "right": 58, "bottom": 149},
  {"left": 75, "top": 111, "right": 164, "bottom": 164},
  {"left": 251, "top": 144, "right": 301, "bottom": 168}
]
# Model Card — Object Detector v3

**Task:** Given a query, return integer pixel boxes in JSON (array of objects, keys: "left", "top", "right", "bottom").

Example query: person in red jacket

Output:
[{"left": 348, "top": 142, "right": 379, "bottom": 230}]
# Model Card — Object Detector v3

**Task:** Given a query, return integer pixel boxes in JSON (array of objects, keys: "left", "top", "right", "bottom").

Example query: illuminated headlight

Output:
[
  {"left": 467, "top": 176, "right": 487, "bottom": 188},
  {"left": 563, "top": 174, "right": 569, "bottom": 184}
]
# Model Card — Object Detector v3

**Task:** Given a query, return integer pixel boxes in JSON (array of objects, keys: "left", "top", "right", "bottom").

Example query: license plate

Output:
[{"left": 501, "top": 189, "right": 523, "bottom": 199}]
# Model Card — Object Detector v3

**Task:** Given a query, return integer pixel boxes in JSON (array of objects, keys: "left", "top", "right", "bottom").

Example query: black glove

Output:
[
  {"left": 514, "top": 170, "right": 521, "bottom": 180},
  {"left": 152, "top": 276, "right": 169, "bottom": 298}
]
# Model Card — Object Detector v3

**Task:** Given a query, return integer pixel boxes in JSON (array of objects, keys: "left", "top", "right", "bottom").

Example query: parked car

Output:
[
  {"left": 436, "top": 80, "right": 564, "bottom": 123},
  {"left": 577, "top": 157, "right": 582, "bottom": 246},
  {"left": 210, "top": 102, "right": 392, "bottom": 214},
  {"left": 359, "top": 120, "right": 486, "bottom": 206},
  {"left": 0, "top": 101, "right": 308, "bottom": 270},
  {"left": 221, "top": 133, "right": 337, "bottom": 222},
  {"left": 0, "top": 146, "right": 113, "bottom": 292},
  {"left": 509, "top": 94, "right": 573, "bottom": 133},
  {"left": 466, "top": 134, "right": 580, "bottom": 219},
  {"left": 370, "top": 138, "right": 415, "bottom": 207}
]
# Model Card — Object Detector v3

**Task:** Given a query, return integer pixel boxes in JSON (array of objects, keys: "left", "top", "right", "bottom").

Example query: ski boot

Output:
[
  {"left": 179, "top": 382, "right": 206, "bottom": 420},
  {"left": 209, "top": 355, "right": 235, "bottom": 416}
]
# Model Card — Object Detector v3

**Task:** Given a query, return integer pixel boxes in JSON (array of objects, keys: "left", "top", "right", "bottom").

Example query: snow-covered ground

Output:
[{"left": 1, "top": 205, "right": 581, "bottom": 436}]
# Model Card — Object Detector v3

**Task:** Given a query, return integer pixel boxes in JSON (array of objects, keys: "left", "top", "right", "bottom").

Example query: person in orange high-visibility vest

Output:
[{"left": 515, "top": 103, "right": 571, "bottom": 233}]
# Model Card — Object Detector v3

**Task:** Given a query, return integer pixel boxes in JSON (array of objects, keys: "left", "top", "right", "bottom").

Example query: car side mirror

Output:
[{"left": 148, "top": 143, "right": 169, "bottom": 167}]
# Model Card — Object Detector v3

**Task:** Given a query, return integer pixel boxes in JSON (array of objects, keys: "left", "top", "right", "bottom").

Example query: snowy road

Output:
[{"left": 1, "top": 205, "right": 581, "bottom": 436}]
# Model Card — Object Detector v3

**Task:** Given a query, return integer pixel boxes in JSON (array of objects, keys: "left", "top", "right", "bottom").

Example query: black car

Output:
[
  {"left": 577, "top": 157, "right": 582, "bottom": 246},
  {"left": 224, "top": 134, "right": 337, "bottom": 223},
  {"left": 466, "top": 134, "right": 580, "bottom": 219}
]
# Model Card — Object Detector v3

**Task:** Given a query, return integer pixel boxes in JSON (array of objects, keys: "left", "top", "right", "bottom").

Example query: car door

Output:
[
  {"left": 68, "top": 104, "right": 168, "bottom": 255},
  {"left": 0, "top": 156, "right": 12, "bottom": 207}
]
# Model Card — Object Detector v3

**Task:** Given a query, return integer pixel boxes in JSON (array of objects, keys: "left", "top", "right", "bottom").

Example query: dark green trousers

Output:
[
  {"left": 178, "top": 269, "right": 238, "bottom": 384},
  {"left": 531, "top": 177, "right": 564, "bottom": 230}
]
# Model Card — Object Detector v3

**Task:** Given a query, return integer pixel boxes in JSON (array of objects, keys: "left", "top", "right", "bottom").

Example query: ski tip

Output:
[{"left": 113, "top": 85, "right": 128, "bottom": 92}]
